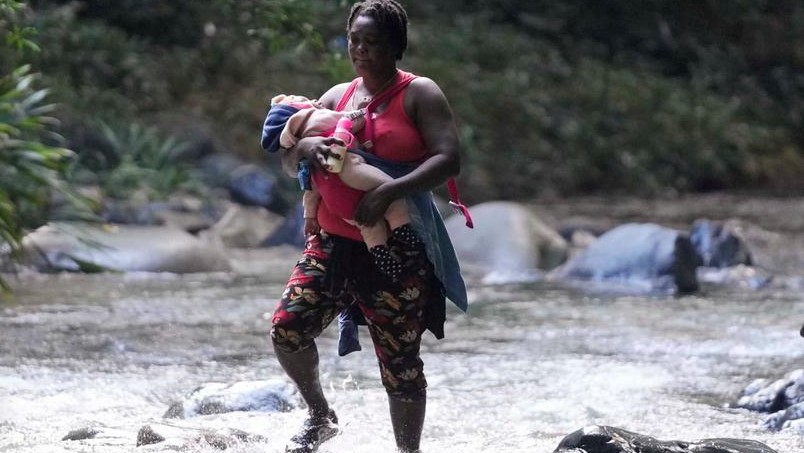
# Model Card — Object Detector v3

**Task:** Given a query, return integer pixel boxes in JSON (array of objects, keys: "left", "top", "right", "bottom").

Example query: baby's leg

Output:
[
  {"left": 340, "top": 155, "right": 410, "bottom": 229},
  {"left": 358, "top": 220, "right": 403, "bottom": 282},
  {"left": 339, "top": 154, "right": 391, "bottom": 191},
  {"left": 384, "top": 198, "right": 410, "bottom": 230},
  {"left": 357, "top": 221, "right": 389, "bottom": 249}
]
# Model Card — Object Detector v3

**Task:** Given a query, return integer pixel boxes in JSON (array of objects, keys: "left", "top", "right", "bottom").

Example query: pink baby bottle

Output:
[{"left": 326, "top": 117, "right": 353, "bottom": 173}]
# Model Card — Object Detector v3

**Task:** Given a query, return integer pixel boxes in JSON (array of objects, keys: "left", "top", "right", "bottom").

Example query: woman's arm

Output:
[{"left": 353, "top": 77, "right": 461, "bottom": 225}]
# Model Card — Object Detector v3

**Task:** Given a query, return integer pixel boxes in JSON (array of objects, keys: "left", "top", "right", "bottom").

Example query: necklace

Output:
[{"left": 355, "top": 70, "right": 398, "bottom": 108}]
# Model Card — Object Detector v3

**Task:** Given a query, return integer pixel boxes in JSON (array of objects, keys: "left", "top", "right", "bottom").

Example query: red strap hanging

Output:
[{"left": 447, "top": 179, "right": 474, "bottom": 228}]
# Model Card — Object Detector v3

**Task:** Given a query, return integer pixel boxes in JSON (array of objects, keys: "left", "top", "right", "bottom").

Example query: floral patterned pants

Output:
[{"left": 270, "top": 228, "right": 438, "bottom": 401}]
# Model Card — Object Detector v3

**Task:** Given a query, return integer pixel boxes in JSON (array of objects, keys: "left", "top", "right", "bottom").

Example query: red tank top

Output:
[{"left": 314, "top": 71, "right": 426, "bottom": 240}]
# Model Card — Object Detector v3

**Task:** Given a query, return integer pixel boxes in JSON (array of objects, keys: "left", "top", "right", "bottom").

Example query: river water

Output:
[{"left": 1, "top": 195, "right": 803, "bottom": 453}]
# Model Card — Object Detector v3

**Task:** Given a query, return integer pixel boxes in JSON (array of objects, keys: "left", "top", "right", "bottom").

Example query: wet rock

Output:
[
  {"left": 199, "top": 152, "right": 248, "bottom": 188},
  {"left": 182, "top": 428, "right": 267, "bottom": 450},
  {"left": 734, "top": 369, "right": 804, "bottom": 431},
  {"left": 763, "top": 402, "right": 804, "bottom": 432},
  {"left": 102, "top": 200, "right": 172, "bottom": 225},
  {"left": 690, "top": 219, "right": 753, "bottom": 267},
  {"left": 62, "top": 427, "right": 99, "bottom": 441},
  {"left": 201, "top": 432, "right": 230, "bottom": 450},
  {"left": 229, "top": 164, "right": 288, "bottom": 214},
  {"left": 100, "top": 194, "right": 225, "bottom": 234},
  {"left": 548, "top": 223, "right": 700, "bottom": 294},
  {"left": 204, "top": 203, "right": 284, "bottom": 248},
  {"left": 262, "top": 200, "right": 305, "bottom": 249},
  {"left": 136, "top": 425, "right": 165, "bottom": 446},
  {"left": 164, "top": 379, "right": 297, "bottom": 419},
  {"left": 553, "top": 425, "right": 778, "bottom": 453},
  {"left": 18, "top": 221, "right": 231, "bottom": 273},
  {"left": 445, "top": 201, "right": 569, "bottom": 283}
]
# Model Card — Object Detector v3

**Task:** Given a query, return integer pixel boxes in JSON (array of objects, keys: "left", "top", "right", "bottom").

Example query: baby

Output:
[{"left": 272, "top": 94, "right": 411, "bottom": 280}]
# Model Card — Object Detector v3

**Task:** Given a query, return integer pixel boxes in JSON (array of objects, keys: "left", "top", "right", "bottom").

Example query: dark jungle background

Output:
[{"left": 2, "top": 0, "right": 803, "bottom": 266}]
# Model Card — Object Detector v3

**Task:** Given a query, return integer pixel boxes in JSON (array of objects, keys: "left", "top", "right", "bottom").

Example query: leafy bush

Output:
[
  {"left": 0, "top": 65, "right": 87, "bottom": 288},
  {"left": 8, "top": 0, "right": 804, "bottom": 211},
  {"left": 69, "top": 122, "right": 203, "bottom": 202},
  {"left": 408, "top": 8, "right": 804, "bottom": 200}
]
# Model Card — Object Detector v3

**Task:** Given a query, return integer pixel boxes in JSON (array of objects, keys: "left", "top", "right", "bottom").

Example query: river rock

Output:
[
  {"left": 262, "top": 200, "right": 305, "bottom": 249},
  {"left": 690, "top": 219, "right": 753, "bottom": 267},
  {"left": 99, "top": 194, "right": 228, "bottom": 235},
  {"left": 136, "top": 425, "right": 165, "bottom": 446},
  {"left": 444, "top": 201, "right": 568, "bottom": 283},
  {"left": 229, "top": 163, "right": 289, "bottom": 214},
  {"left": 734, "top": 369, "right": 804, "bottom": 431},
  {"left": 548, "top": 223, "right": 700, "bottom": 294},
  {"left": 553, "top": 425, "right": 778, "bottom": 453},
  {"left": 204, "top": 203, "right": 284, "bottom": 248},
  {"left": 135, "top": 424, "right": 265, "bottom": 450},
  {"left": 163, "top": 380, "right": 298, "bottom": 419},
  {"left": 62, "top": 427, "right": 99, "bottom": 441},
  {"left": 19, "top": 222, "right": 231, "bottom": 273}
]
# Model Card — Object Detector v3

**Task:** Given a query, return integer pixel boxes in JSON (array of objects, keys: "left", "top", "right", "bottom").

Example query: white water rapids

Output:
[{"left": 1, "top": 245, "right": 802, "bottom": 453}]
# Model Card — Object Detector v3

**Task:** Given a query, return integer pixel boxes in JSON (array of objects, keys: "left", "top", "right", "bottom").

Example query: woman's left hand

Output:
[{"left": 353, "top": 182, "right": 396, "bottom": 226}]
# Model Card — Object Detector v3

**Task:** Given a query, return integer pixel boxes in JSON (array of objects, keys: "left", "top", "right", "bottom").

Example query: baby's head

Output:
[{"left": 271, "top": 94, "right": 316, "bottom": 108}]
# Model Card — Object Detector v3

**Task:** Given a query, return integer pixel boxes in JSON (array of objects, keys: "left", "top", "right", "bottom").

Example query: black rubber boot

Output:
[
  {"left": 273, "top": 344, "right": 339, "bottom": 452},
  {"left": 389, "top": 396, "right": 425, "bottom": 453},
  {"left": 285, "top": 408, "right": 340, "bottom": 453}
]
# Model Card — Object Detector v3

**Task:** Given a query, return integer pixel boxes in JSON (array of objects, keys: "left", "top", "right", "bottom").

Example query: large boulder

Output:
[
  {"left": 553, "top": 425, "right": 778, "bottom": 453},
  {"left": 228, "top": 163, "right": 289, "bottom": 214},
  {"left": 734, "top": 369, "right": 804, "bottom": 431},
  {"left": 548, "top": 223, "right": 700, "bottom": 294},
  {"left": 163, "top": 380, "right": 297, "bottom": 419},
  {"left": 197, "top": 152, "right": 290, "bottom": 215},
  {"left": 444, "top": 201, "right": 568, "bottom": 283},
  {"left": 19, "top": 222, "right": 231, "bottom": 273},
  {"left": 204, "top": 203, "right": 284, "bottom": 248},
  {"left": 263, "top": 200, "right": 305, "bottom": 249},
  {"left": 690, "top": 219, "right": 753, "bottom": 267}
]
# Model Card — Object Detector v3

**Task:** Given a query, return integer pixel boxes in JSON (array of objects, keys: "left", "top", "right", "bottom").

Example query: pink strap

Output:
[
  {"left": 363, "top": 72, "right": 416, "bottom": 145},
  {"left": 335, "top": 79, "right": 360, "bottom": 112}
]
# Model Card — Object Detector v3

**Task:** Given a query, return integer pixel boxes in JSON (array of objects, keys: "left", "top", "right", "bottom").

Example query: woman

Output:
[{"left": 270, "top": 1, "right": 466, "bottom": 452}]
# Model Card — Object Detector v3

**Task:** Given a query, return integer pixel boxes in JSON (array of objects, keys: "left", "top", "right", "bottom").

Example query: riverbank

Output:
[{"left": 526, "top": 193, "right": 804, "bottom": 276}]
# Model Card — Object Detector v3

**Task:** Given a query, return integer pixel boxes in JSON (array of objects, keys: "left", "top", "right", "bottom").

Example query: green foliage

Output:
[
  {"left": 0, "top": 1, "right": 97, "bottom": 294},
  {"left": 6, "top": 0, "right": 804, "bottom": 210},
  {"left": 1, "top": 0, "right": 38, "bottom": 73},
  {"left": 21, "top": 1, "right": 350, "bottom": 161},
  {"left": 0, "top": 65, "right": 75, "bottom": 227},
  {"left": 0, "top": 65, "right": 86, "bottom": 290},
  {"left": 407, "top": 4, "right": 804, "bottom": 199},
  {"left": 71, "top": 122, "right": 201, "bottom": 202},
  {"left": 28, "top": 5, "right": 164, "bottom": 115}
]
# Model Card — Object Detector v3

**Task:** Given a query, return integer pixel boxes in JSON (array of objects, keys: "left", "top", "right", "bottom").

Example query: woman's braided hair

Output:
[{"left": 347, "top": 0, "right": 408, "bottom": 61}]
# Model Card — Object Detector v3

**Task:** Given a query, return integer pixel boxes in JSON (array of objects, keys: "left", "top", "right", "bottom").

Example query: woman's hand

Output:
[
  {"left": 353, "top": 181, "right": 399, "bottom": 226},
  {"left": 295, "top": 136, "right": 346, "bottom": 171}
]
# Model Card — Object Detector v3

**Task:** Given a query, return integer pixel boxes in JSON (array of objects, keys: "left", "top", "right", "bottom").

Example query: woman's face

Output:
[{"left": 347, "top": 14, "right": 395, "bottom": 76}]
